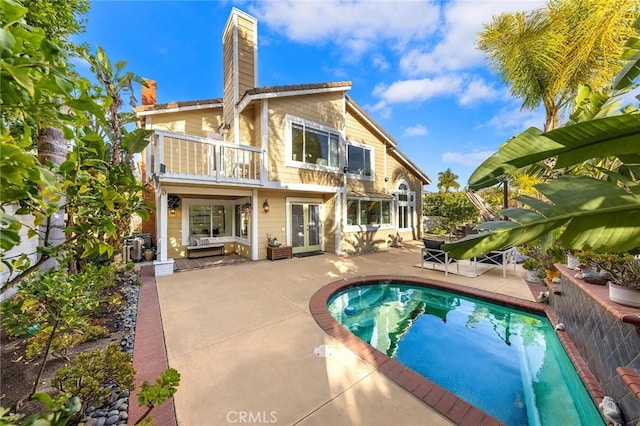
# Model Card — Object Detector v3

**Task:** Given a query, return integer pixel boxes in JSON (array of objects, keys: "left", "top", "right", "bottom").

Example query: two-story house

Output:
[{"left": 135, "top": 8, "right": 430, "bottom": 276}]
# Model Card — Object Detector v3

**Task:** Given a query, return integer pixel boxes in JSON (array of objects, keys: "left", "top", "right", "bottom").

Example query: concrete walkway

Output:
[{"left": 155, "top": 242, "right": 534, "bottom": 425}]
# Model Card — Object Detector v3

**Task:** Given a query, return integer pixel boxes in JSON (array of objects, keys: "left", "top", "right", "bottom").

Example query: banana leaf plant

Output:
[{"left": 443, "top": 60, "right": 640, "bottom": 259}]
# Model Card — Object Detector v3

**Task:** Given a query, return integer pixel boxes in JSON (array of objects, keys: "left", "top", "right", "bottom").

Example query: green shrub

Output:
[
  {"left": 423, "top": 192, "right": 477, "bottom": 228},
  {"left": 52, "top": 344, "right": 135, "bottom": 415},
  {"left": 522, "top": 258, "right": 542, "bottom": 271}
]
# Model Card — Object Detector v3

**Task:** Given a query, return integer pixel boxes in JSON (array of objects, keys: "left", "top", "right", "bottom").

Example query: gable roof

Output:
[
  {"left": 135, "top": 98, "right": 223, "bottom": 115},
  {"left": 134, "top": 81, "right": 352, "bottom": 115},
  {"left": 236, "top": 81, "right": 352, "bottom": 112},
  {"left": 346, "top": 96, "right": 431, "bottom": 184}
]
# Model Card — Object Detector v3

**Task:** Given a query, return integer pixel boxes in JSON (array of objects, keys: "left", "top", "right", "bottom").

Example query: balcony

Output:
[{"left": 147, "top": 130, "right": 264, "bottom": 185}]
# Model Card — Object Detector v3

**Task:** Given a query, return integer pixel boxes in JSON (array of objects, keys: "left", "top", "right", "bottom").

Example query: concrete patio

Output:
[{"left": 152, "top": 241, "right": 535, "bottom": 425}]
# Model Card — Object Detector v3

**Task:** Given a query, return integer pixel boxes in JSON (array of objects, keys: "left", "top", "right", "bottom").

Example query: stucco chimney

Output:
[{"left": 141, "top": 79, "right": 157, "bottom": 105}]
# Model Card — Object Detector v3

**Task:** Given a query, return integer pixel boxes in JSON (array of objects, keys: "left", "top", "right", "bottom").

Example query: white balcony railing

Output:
[{"left": 148, "top": 130, "right": 263, "bottom": 185}]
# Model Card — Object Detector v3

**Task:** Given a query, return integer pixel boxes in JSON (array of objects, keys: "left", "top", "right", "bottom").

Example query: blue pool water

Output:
[{"left": 328, "top": 283, "right": 604, "bottom": 426}]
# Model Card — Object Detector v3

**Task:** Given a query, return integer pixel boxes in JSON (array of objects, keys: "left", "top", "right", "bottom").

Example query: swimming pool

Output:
[{"left": 326, "top": 282, "right": 604, "bottom": 426}]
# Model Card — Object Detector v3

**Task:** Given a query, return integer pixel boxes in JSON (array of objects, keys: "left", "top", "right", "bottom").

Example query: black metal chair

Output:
[{"left": 449, "top": 223, "right": 465, "bottom": 240}]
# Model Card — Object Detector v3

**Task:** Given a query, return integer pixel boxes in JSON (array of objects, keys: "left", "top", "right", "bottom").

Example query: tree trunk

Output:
[
  {"left": 30, "top": 320, "right": 58, "bottom": 397},
  {"left": 37, "top": 126, "right": 67, "bottom": 271}
]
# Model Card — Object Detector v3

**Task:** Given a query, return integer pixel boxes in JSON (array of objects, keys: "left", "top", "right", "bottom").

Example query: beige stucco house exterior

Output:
[{"left": 135, "top": 8, "right": 430, "bottom": 276}]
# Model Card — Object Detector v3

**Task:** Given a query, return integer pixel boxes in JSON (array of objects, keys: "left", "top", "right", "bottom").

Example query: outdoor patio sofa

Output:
[
  {"left": 186, "top": 237, "right": 225, "bottom": 259},
  {"left": 421, "top": 239, "right": 517, "bottom": 278},
  {"left": 473, "top": 247, "right": 517, "bottom": 278},
  {"left": 421, "top": 239, "right": 459, "bottom": 276}
]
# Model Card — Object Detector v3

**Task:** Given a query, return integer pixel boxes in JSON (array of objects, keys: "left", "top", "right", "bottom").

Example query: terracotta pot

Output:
[{"left": 608, "top": 282, "right": 640, "bottom": 308}]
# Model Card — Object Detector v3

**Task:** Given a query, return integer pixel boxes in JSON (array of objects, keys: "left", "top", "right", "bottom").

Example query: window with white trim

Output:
[
  {"left": 234, "top": 205, "right": 249, "bottom": 238},
  {"left": 347, "top": 143, "right": 373, "bottom": 177},
  {"left": 189, "top": 205, "right": 229, "bottom": 238},
  {"left": 394, "top": 182, "right": 415, "bottom": 230},
  {"left": 289, "top": 117, "right": 339, "bottom": 168},
  {"left": 346, "top": 199, "right": 391, "bottom": 227},
  {"left": 183, "top": 198, "right": 250, "bottom": 245}
]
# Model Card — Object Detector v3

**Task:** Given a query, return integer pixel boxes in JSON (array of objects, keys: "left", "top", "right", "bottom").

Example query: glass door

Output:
[{"left": 290, "top": 203, "right": 321, "bottom": 254}]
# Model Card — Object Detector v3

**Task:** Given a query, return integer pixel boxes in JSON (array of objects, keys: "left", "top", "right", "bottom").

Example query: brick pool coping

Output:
[{"left": 309, "top": 275, "right": 606, "bottom": 426}]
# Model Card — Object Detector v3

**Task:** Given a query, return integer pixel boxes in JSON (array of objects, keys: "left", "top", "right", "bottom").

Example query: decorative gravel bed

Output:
[{"left": 78, "top": 270, "right": 139, "bottom": 426}]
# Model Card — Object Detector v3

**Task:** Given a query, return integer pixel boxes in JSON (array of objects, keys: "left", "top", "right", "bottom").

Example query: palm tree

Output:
[
  {"left": 478, "top": 0, "right": 638, "bottom": 131},
  {"left": 437, "top": 168, "right": 460, "bottom": 193},
  {"left": 36, "top": 127, "right": 67, "bottom": 270},
  {"left": 442, "top": 37, "right": 640, "bottom": 259}
]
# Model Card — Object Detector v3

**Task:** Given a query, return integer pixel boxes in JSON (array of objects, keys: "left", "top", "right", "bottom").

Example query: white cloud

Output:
[
  {"left": 373, "top": 75, "right": 463, "bottom": 103},
  {"left": 484, "top": 104, "right": 545, "bottom": 134},
  {"left": 372, "top": 54, "right": 390, "bottom": 71},
  {"left": 442, "top": 150, "right": 495, "bottom": 168},
  {"left": 364, "top": 100, "right": 392, "bottom": 119},
  {"left": 399, "top": 0, "right": 546, "bottom": 76},
  {"left": 322, "top": 65, "right": 349, "bottom": 80},
  {"left": 404, "top": 125, "right": 429, "bottom": 137},
  {"left": 251, "top": 1, "right": 440, "bottom": 54},
  {"left": 458, "top": 77, "right": 501, "bottom": 106}
]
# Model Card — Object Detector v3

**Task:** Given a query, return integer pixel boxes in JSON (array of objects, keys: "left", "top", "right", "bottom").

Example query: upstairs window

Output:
[
  {"left": 347, "top": 143, "right": 372, "bottom": 177},
  {"left": 291, "top": 121, "right": 339, "bottom": 168}
]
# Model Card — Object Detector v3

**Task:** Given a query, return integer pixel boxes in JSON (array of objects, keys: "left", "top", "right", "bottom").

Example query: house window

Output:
[
  {"left": 347, "top": 143, "right": 372, "bottom": 177},
  {"left": 189, "top": 205, "right": 229, "bottom": 237},
  {"left": 346, "top": 199, "right": 391, "bottom": 227},
  {"left": 234, "top": 206, "right": 249, "bottom": 238},
  {"left": 394, "top": 182, "right": 415, "bottom": 230},
  {"left": 290, "top": 121, "right": 339, "bottom": 167}
]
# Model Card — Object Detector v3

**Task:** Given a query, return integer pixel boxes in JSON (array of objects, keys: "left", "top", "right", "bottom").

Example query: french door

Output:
[{"left": 290, "top": 203, "right": 321, "bottom": 254}]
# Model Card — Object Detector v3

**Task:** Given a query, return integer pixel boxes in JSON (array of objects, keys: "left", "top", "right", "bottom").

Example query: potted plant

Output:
[
  {"left": 522, "top": 258, "right": 543, "bottom": 283},
  {"left": 520, "top": 242, "right": 564, "bottom": 280},
  {"left": 266, "top": 233, "right": 280, "bottom": 247},
  {"left": 587, "top": 252, "right": 640, "bottom": 308}
]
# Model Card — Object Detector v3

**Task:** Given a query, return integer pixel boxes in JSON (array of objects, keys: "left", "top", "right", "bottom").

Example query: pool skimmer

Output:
[{"left": 314, "top": 344, "right": 334, "bottom": 357}]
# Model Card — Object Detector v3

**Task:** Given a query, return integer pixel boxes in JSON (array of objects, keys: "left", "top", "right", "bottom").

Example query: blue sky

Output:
[{"left": 76, "top": 0, "right": 550, "bottom": 190}]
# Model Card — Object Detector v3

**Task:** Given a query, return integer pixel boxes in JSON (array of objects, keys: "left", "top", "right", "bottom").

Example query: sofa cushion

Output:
[
  {"left": 197, "top": 237, "right": 216, "bottom": 246},
  {"left": 423, "top": 239, "right": 444, "bottom": 250}
]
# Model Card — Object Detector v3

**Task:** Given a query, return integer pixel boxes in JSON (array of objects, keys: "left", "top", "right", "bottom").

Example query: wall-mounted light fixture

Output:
[
  {"left": 219, "top": 122, "right": 231, "bottom": 136},
  {"left": 263, "top": 199, "right": 270, "bottom": 213},
  {"left": 167, "top": 194, "right": 180, "bottom": 216},
  {"left": 343, "top": 166, "right": 349, "bottom": 174}
]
